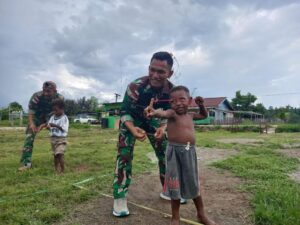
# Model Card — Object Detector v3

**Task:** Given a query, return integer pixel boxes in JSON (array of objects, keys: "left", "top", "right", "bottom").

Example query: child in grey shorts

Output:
[{"left": 145, "top": 85, "right": 216, "bottom": 225}]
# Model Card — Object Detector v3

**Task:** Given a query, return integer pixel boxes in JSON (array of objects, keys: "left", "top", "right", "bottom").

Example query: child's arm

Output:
[
  {"left": 191, "top": 96, "right": 208, "bottom": 120},
  {"left": 144, "top": 98, "right": 176, "bottom": 119},
  {"left": 48, "top": 123, "right": 64, "bottom": 131}
]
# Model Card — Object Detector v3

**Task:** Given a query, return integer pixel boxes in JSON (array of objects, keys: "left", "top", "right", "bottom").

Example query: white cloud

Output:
[{"left": 1, "top": 0, "right": 300, "bottom": 109}]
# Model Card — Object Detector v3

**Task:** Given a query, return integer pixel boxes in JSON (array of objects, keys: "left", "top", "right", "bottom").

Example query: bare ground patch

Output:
[
  {"left": 0, "top": 127, "right": 25, "bottom": 131},
  {"left": 56, "top": 148, "right": 253, "bottom": 225},
  {"left": 74, "top": 164, "right": 90, "bottom": 173},
  {"left": 217, "top": 138, "right": 264, "bottom": 145}
]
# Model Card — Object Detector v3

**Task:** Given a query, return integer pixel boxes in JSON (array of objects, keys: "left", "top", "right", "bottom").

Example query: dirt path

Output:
[
  {"left": 0, "top": 126, "right": 25, "bottom": 131},
  {"left": 57, "top": 148, "right": 253, "bottom": 225}
]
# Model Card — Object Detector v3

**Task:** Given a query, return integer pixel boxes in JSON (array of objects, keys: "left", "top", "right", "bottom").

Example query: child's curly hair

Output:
[{"left": 52, "top": 98, "right": 65, "bottom": 109}]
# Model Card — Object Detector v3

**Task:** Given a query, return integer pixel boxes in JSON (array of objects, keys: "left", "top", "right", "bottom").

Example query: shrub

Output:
[{"left": 275, "top": 124, "right": 300, "bottom": 133}]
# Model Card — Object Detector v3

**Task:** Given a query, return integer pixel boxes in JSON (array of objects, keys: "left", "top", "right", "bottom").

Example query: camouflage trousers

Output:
[
  {"left": 113, "top": 118, "right": 167, "bottom": 199},
  {"left": 20, "top": 120, "right": 45, "bottom": 166}
]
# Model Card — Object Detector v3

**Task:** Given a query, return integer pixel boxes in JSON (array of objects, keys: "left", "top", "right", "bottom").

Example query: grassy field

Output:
[
  {"left": 1, "top": 127, "right": 300, "bottom": 225},
  {"left": 0, "top": 126, "right": 155, "bottom": 224}
]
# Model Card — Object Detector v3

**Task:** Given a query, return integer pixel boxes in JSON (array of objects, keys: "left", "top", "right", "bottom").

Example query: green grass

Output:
[
  {"left": 0, "top": 127, "right": 156, "bottom": 224},
  {"left": 210, "top": 132, "right": 300, "bottom": 225},
  {"left": 0, "top": 119, "right": 27, "bottom": 127},
  {"left": 275, "top": 124, "right": 300, "bottom": 133},
  {"left": 1, "top": 128, "right": 300, "bottom": 225}
]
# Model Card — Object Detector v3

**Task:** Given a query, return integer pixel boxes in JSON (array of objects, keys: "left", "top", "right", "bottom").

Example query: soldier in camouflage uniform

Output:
[
  {"left": 18, "top": 81, "right": 64, "bottom": 171},
  {"left": 113, "top": 52, "right": 174, "bottom": 217}
]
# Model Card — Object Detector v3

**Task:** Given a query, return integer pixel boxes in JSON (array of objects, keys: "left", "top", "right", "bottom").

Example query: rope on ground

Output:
[{"left": 73, "top": 183, "right": 203, "bottom": 225}]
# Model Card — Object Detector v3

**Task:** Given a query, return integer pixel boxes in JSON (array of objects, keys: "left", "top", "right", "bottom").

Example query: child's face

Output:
[
  {"left": 53, "top": 105, "right": 64, "bottom": 116},
  {"left": 170, "top": 90, "right": 192, "bottom": 115}
]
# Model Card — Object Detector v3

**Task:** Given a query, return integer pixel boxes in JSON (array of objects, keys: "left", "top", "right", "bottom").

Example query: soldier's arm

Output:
[
  {"left": 120, "top": 84, "right": 147, "bottom": 141},
  {"left": 28, "top": 93, "right": 39, "bottom": 132},
  {"left": 37, "top": 123, "right": 47, "bottom": 132},
  {"left": 120, "top": 84, "right": 137, "bottom": 123}
]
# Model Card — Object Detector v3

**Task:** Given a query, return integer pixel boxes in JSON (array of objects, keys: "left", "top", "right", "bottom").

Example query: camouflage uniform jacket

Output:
[
  {"left": 28, "top": 91, "right": 64, "bottom": 123},
  {"left": 120, "top": 76, "right": 174, "bottom": 124}
]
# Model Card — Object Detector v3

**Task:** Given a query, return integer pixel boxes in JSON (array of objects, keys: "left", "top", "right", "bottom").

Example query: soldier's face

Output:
[
  {"left": 43, "top": 88, "right": 55, "bottom": 99},
  {"left": 148, "top": 59, "right": 173, "bottom": 89}
]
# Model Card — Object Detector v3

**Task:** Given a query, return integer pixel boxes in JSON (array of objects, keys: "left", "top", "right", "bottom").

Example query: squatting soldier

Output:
[
  {"left": 113, "top": 51, "right": 177, "bottom": 217},
  {"left": 18, "top": 81, "right": 64, "bottom": 171}
]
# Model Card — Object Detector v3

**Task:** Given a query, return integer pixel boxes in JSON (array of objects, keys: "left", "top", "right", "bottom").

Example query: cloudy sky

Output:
[{"left": 1, "top": 0, "right": 300, "bottom": 110}]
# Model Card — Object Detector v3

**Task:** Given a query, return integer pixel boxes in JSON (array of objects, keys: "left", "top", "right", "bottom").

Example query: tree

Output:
[
  {"left": 0, "top": 102, "right": 23, "bottom": 120},
  {"left": 64, "top": 96, "right": 99, "bottom": 116},
  {"left": 231, "top": 91, "right": 257, "bottom": 111},
  {"left": 253, "top": 103, "right": 266, "bottom": 114},
  {"left": 87, "top": 96, "right": 98, "bottom": 112},
  {"left": 287, "top": 112, "right": 300, "bottom": 123},
  {"left": 9, "top": 102, "right": 23, "bottom": 112},
  {"left": 64, "top": 99, "right": 80, "bottom": 116}
]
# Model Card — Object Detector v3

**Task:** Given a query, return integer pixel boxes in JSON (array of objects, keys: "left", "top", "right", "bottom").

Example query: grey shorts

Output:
[{"left": 163, "top": 142, "right": 200, "bottom": 200}]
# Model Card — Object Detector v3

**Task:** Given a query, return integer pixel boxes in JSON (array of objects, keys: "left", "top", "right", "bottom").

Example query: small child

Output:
[
  {"left": 145, "top": 86, "right": 216, "bottom": 225},
  {"left": 40, "top": 99, "right": 69, "bottom": 173}
]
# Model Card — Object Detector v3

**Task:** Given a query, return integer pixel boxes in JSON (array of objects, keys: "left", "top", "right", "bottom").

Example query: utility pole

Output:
[
  {"left": 191, "top": 88, "right": 197, "bottom": 97},
  {"left": 114, "top": 93, "right": 121, "bottom": 103}
]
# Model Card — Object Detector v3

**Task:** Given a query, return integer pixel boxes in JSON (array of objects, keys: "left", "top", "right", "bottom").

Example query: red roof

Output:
[{"left": 189, "top": 97, "right": 227, "bottom": 108}]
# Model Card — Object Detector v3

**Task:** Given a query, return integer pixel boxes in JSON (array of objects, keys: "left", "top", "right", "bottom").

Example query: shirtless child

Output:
[{"left": 145, "top": 85, "right": 216, "bottom": 225}]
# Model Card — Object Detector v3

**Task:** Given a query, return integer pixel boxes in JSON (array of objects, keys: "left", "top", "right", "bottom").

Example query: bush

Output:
[{"left": 275, "top": 124, "right": 300, "bottom": 133}]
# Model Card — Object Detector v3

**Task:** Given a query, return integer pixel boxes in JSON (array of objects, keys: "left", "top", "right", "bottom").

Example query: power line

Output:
[
  {"left": 261, "top": 92, "right": 300, "bottom": 97},
  {"left": 227, "top": 91, "right": 300, "bottom": 99}
]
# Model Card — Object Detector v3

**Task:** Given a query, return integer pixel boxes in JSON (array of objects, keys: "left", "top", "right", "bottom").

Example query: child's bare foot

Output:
[
  {"left": 197, "top": 214, "right": 217, "bottom": 225},
  {"left": 170, "top": 218, "right": 180, "bottom": 225}
]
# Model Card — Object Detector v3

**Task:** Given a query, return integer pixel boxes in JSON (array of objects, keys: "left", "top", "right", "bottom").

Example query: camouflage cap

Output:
[{"left": 43, "top": 81, "right": 57, "bottom": 90}]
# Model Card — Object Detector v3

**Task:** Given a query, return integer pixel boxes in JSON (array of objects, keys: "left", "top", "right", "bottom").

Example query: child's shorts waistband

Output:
[{"left": 168, "top": 141, "right": 195, "bottom": 147}]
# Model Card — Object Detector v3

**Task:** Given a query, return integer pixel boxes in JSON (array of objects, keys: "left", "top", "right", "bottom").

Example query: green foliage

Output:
[
  {"left": 0, "top": 127, "right": 155, "bottom": 224},
  {"left": 213, "top": 137, "right": 300, "bottom": 225},
  {"left": 287, "top": 112, "right": 300, "bottom": 123},
  {"left": 266, "top": 106, "right": 300, "bottom": 123},
  {"left": 0, "top": 102, "right": 24, "bottom": 121},
  {"left": 9, "top": 102, "right": 23, "bottom": 112},
  {"left": 275, "top": 124, "right": 300, "bottom": 133},
  {"left": 64, "top": 96, "right": 99, "bottom": 116},
  {"left": 0, "top": 108, "right": 9, "bottom": 120},
  {"left": 231, "top": 90, "right": 257, "bottom": 111}
]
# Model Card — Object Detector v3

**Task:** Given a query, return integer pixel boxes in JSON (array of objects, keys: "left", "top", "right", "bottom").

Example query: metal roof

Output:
[{"left": 189, "top": 97, "right": 234, "bottom": 110}]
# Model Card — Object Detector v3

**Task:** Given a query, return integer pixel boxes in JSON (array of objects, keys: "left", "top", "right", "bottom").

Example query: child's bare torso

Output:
[{"left": 167, "top": 113, "right": 195, "bottom": 145}]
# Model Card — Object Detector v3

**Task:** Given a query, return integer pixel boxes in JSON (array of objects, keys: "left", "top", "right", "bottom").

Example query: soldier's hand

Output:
[
  {"left": 154, "top": 127, "right": 165, "bottom": 140},
  {"left": 133, "top": 127, "right": 147, "bottom": 142},
  {"left": 195, "top": 96, "right": 204, "bottom": 106},
  {"left": 29, "top": 123, "right": 38, "bottom": 133},
  {"left": 36, "top": 125, "right": 43, "bottom": 132},
  {"left": 144, "top": 98, "right": 155, "bottom": 118}
]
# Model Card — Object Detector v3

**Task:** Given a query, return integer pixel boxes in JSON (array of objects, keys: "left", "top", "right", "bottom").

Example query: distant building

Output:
[
  {"left": 101, "top": 97, "right": 263, "bottom": 125},
  {"left": 189, "top": 97, "right": 234, "bottom": 124}
]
